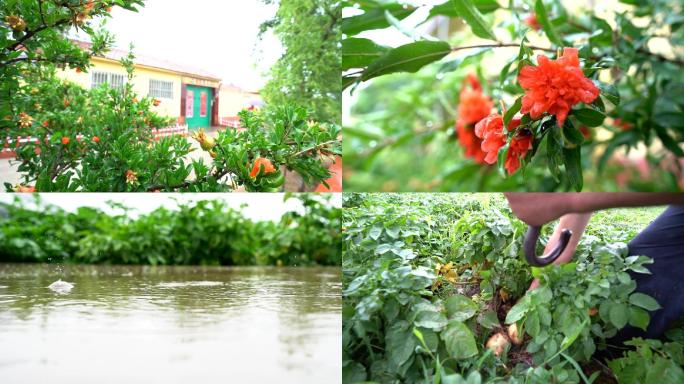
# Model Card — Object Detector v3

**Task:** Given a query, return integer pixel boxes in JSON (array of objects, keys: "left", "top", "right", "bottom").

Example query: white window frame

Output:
[
  {"left": 149, "top": 79, "right": 174, "bottom": 99},
  {"left": 91, "top": 71, "right": 125, "bottom": 90}
]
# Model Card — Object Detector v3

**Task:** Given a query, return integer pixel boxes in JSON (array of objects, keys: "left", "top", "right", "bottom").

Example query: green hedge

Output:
[{"left": 0, "top": 194, "right": 340, "bottom": 266}]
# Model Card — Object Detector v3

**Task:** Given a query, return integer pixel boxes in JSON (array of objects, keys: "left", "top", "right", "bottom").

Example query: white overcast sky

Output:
[
  {"left": 77, "top": 0, "right": 282, "bottom": 91},
  {"left": 0, "top": 194, "right": 342, "bottom": 222}
]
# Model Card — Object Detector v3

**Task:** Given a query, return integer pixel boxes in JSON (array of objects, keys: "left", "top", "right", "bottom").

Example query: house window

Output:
[
  {"left": 91, "top": 71, "right": 125, "bottom": 90},
  {"left": 149, "top": 79, "right": 174, "bottom": 99}
]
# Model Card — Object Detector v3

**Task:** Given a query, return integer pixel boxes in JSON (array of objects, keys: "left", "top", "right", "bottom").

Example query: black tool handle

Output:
[{"left": 523, "top": 226, "right": 572, "bottom": 267}]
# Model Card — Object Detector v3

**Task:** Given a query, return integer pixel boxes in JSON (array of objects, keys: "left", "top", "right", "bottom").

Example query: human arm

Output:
[{"left": 505, "top": 193, "right": 684, "bottom": 227}]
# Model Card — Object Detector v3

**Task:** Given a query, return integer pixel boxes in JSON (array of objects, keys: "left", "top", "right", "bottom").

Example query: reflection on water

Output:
[{"left": 0, "top": 264, "right": 341, "bottom": 384}]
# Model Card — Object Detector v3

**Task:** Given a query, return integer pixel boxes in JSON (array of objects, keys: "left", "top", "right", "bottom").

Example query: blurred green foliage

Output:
[
  {"left": 343, "top": 0, "right": 684, "bottom": 191},
  {"left": 0, "top": 194, "right": 341, "bottom": 266}
]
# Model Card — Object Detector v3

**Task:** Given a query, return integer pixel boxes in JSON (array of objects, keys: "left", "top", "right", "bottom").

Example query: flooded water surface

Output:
[{"left": 0, "top": 264, "right": 341, "bottom": 383}]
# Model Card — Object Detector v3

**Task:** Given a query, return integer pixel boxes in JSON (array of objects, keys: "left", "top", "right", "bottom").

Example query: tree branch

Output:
[
  {"left": 451, "top": 42, "right": 555, "bottom": 53},
  {"left": 288, "top": 140, "right": 339, "bottom": 158}
]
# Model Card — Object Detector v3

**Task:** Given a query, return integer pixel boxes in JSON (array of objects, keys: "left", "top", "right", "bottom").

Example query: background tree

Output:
[
  {"left": 1, "top": 0, "right": 142, "bottom": 125},
  {"left": 260, "top": 0, "right": 341, "bottom": 123}
]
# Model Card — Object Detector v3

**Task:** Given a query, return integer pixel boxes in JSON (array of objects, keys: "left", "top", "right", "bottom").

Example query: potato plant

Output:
[
  {"left": 0, "top": 193, "right": 341, "bottom": 266},
  {"left": 342, "top": 193, "right": 683, "bottom": 383}
]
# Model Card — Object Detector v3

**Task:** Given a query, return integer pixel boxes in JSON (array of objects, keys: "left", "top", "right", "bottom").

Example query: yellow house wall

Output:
[
  {"left": 57, "top": 58, "right": 183, "bottom": 118},
  {"left": 218, "top": 88, "right": 262, "bottom": 117}
]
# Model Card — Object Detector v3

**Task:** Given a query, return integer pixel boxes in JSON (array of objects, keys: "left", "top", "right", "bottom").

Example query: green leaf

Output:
[
  {"left": 505, "top": 300, "right": 530, "bottom": 324},
  {"left": 441, "top": 320, "right": 479, "bottom": 359},
  {"left": 563, "top": 119, "right": 585, "bottom": 145},
  {"left": 563, "top": 146, "right": 583, "bottom": 191},
  {"left": 504, "top": 96, "right": 522, "bottom": 129},
  {"left": 654, "top": 124, "right": 684, "bottom": 157},
  {"left": 545, "top": 125, "right": 564, "bottom": 180},
  {"left": 444, "top": 294, "right": 479, "bottom": 321},
  {"left": 369, "top": 224, "right": 383, "bottom": 240},
  {"left": 429, "top": 0, "right": 499, "bottom": 18},
  {"left": 561, "top": 318, "right": 588, "bottom": 350},
  {"left": 527, "top": 312, "right": 541, "bottom": 337},
  {"left": 598, "top": 82, "right": 620, "bottom": 105},
  {"left": 343, "top": 75, "right": 359, "bottom": 91},
  {"left": 414, "top": 310, "right": 448, "bottom": 330},
  {"left": 342, "top": 7, "right": 414, "bottom": 36},
  {"left": 385, "top": 224, "right": 401, "bottom": 238},
  {"left": 609, "top": 302, "right": 629, "bottom": 329},
  {"left": 590, "top": 17, "right": 614, "bottom": 47},
  {"left": 385, "top": 321, "right": 416, "bottom": 368},
  {"left": 628, "top": 307, "right": 650, "bottom": 331},
  {"left": 342, "top": 361, "right": 367, "bottom": 383},
  {"left": 573, "top": 108, "right": 606, "bottom": 127},
  {"left": 342, "top": 38, "right": 390, "bottom": 70},
  {"left": 477, "top": 310, "right": 500, "bottom": 329},
  {"left": 629, "top": 292, "right": 661, "bottom": 311},
  {"left": 534, "top": 0, "right": 562, "bottom": 46},
  {"left": 592, "top": 94, "right": 606, "bottom": 112},
  {"left": 361, "top": 41, "right": 452, "bottom": 82},
  {"left": 451, "top": 0, "right": 497, "bottom": 40}
]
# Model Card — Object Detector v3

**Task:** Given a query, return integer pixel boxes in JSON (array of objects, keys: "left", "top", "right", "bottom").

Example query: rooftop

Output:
[{"left": 73, "top": 40, "right": 222, "bottom": 81}]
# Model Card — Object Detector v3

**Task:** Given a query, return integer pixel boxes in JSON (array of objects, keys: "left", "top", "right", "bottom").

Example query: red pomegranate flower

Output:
[
  {"left": 455, "top": 74, "right": 493, "bottom": 164},
  {"left": 61, "top": 137, "right": 70, "bottom": 145},
  {"left": 457, "top": 122, "right": 487, "bottom": 163},
  {"left": 524, "top": 14, "right": 541, "bottom": 31},
  {"left": 518, "top": 48, "right": 599, "bottom": 128},
  {"left": 614, "top": 118, "right": 633, "bottom": 131},
  {"left": 474, "top": 114, "right": 532, "bottom": 174}
]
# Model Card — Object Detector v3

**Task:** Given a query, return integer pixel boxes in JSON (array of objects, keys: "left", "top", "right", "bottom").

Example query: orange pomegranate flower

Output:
[
  {"left": 249, "top": 157, "right": 276, "bottom": 178},
  {"left": 474, "top": 114, "right": 532, "bottom": 174},
  {"left": 518, "top": 48, "right": 599, "bottom": 128},
  {"left": 5, "top": 15, "right": 27, "bottom": 32},
  {"left": 125, "top": 170, "right": 138, "bottom": 184},
  {"left": 524, "top": 14, "right": 541, "bottom": 31},
  {"left": 455, "top": 74, "right": 493, "bottom": 164},
  {"left": 18, "top": 112, "right": 33, "bottom": 128},
  {"left": 13, "top": 184, "right": 36, "bottom": 193}
]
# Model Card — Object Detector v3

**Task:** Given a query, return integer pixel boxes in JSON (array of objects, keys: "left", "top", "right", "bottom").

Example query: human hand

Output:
[{"left": 504, "top": 193, "right": 577, "bottom": 226}]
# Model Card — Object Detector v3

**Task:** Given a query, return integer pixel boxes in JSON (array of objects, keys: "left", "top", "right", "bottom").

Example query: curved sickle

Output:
[{"left": 523, "top": 226, "right": 572, "bottom": 267}]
